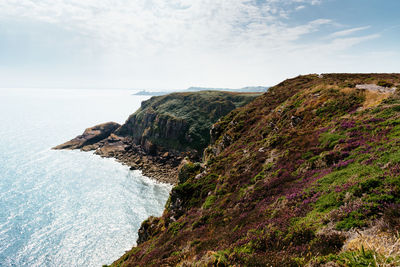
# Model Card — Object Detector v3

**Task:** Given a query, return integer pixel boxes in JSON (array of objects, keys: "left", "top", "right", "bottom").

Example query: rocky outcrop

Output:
[
  {"left": 55, "top": 128, "right": 183, "bottom": 184},
  {"left": 53, "top": 122, "right": 120, "bottom": 150},
  {"left": 356, "top": 83, "right": 397, "bottom": 93},
  {"left": 137, "top": 216, "right": 162, "bottom": 245},
  {"left": 54, "top": 91, "right": 260, "bottom": 184}
]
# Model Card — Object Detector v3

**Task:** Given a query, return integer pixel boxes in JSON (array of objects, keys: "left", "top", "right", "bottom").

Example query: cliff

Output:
[
  {"left": 116, "top": 91, "right": 259, "bottom": 157},
  {"left": 54, "top": 91, "right": 260, "bottom": 184},
  {"left": 110, "top": 74, "right": 400, "bottom": 266}
]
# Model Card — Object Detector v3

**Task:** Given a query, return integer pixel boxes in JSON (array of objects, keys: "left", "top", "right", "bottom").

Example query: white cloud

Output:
[
  {"left": 328, "top": 34, "right": 380, "bottom": 50},
  {"left": 0, "top": 0, "right": 390, "bottom": 89},
  {"left": 0, "top": 0, "right": 328, "bottom": 55},
  {"left": 292, "top": 0, "right": 322, "bottom": 6},
  {"left": 331, "top": 26, "right": 371, "bottom": 37}
]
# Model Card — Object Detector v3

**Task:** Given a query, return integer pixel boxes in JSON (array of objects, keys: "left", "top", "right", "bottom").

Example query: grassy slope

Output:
[{"left": 111, "top": 74, "right": 400, "bottom": 266}]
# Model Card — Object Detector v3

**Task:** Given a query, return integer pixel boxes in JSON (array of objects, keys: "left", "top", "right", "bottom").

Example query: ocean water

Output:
[{"left": 0, "top": 88, "right": 172, "bottom": 266}]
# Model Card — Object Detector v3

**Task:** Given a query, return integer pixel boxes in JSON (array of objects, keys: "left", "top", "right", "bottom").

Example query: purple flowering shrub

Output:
[{"left": 112, "top": 74, "right": 400, "bottom": 267}]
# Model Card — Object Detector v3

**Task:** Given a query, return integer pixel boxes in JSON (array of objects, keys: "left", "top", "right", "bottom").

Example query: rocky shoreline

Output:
[
  {"left": 96, "top": 138, "right": 185, "bottom": 184},
  {"left": 53, "top": 91, "right": 260, "bottom": 185},
  {"left": 53, "top": 122, "right": 186, "bottom": 184}
]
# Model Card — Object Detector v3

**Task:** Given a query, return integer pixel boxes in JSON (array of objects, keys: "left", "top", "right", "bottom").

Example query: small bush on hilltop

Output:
[{"left": 377, "top": 80, "right": 394, "bottom": 88}]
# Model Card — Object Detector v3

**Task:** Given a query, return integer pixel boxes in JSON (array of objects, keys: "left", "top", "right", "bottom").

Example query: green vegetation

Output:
[
  {"left": 116, "top": 91, "right": 260, "bottom": 156},
  {"left": 177, "top": 162, "right": 202, "bottom": 184},
  {"left": 313, "top": 246, "right": 400, "bottom": 267},
  {"left": 377, "top": 80, "right": 394, "bottom": 88},
  {"left": 110, "top": 74, "right": 400, "bottom": 267},
  {"left": 316, "top": 89, "right": 365, "bottom": 118},
  {"left": 319, "top": 132, "right": 346, "bottom": 149}
]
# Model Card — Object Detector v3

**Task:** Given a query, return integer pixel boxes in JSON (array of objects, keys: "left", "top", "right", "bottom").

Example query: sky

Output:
[{"left": 0, "top": 0, "right": 399, "bottom": 89}]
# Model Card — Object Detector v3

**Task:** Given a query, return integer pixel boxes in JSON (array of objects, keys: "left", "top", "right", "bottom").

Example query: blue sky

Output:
[{"left": 0, "top": 0, "right": 399, "bottom": 89}]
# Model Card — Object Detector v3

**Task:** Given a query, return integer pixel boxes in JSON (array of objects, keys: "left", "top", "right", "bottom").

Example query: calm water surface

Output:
[{"left": 0, "top": 88, "right": 172, "bottom": 266}]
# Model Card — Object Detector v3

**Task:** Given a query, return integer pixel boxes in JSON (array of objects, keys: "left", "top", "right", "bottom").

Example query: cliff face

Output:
[
  {"left": 54, "top": 91, "right": 259, "bottom": 184},
  {"left": 111, "top": 74, "right": 400, "bottom": 266},
  {"left": 115, "top": 91, "right": 259, "bottom": 157}
]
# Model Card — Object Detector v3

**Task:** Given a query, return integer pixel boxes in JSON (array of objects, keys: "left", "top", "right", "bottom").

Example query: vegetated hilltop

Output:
[
  {"left": 185, "top": 86, "right": 269, "bottom": 93},
  {"left": 115, "top": 91, "right": 260, "bottom": 158},
  {"left": 133, "top": 86, "right": 269, "bottom": 96},
  {"left": 110, "top": 74, "right": 400, "bottom": 266},
  {"left": 54, "top": 91, "right": 259, "bottom": 183}
]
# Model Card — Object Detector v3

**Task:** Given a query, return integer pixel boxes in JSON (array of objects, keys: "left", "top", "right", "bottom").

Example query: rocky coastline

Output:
[
  {"left": 53, "top": 91, "right": 260, "bottom": 184},
  {"left": 53, "top": 122, "right": 186, "bottom": 184}
]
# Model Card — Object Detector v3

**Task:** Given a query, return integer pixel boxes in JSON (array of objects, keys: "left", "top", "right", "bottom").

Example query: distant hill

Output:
[
  {"left": 185, "top": 86, "right": 269, "bottom": 93},
  {"left": 132, "top": 90, "right": 168, "bottom": 96},
  {"left": 132, "top": 86, "right": 269, "bottom": 96}
]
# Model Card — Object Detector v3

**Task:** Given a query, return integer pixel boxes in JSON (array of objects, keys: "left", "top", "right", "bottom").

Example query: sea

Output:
[{"left": 0, "top": 88, "right": 172, "bottom": 266}]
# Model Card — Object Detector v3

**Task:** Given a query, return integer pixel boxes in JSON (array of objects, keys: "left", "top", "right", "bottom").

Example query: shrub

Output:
[
  {"left": 353, "top": 178, "right": 382, "bottom": 197},
  {"left": 212, "top": 250, "right": 230, "bottom": 266},
  {"left": 167, "top": 221, "right": 184, "bottom": 236},
  {"left": 178, "top": 162, "right": 202, "bottom": 184},
  {"left": 202, "top": 195, "right": 217, "bottom": 209},
  {"left": 316, "top": 90, "right": 364, "bottom": 118},
  {"left": 310, "top": 231, "right": 346, "bottom": 255},
  {"left": 319, "top": 132, "right": 346, "bottom": 149},
  {"left": 336, "top": 211, "right": 366, "bottom": 230},
  {"left": 382, "top": 203, "right": 400, "bottom": 231},
  {"left": 377, "top": 80, "right": 394, "bottom": 88},
  {"left": 312, "top": 247, "right": 375, "bottom": 266},
  {"left": 311, "top": 246, "right": 400, "bottom": 267}
]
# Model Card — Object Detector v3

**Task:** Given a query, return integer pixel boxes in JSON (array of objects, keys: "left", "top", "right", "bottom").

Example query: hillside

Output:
[
  {"left": 110, "top": 74, "right": 400, "bottom": 266},
  {"left": 54, "top": 91, "right": 259, "bottom": 183},
  {"left": 115, "top": 91, "right": 260, "bottom": 157}
]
